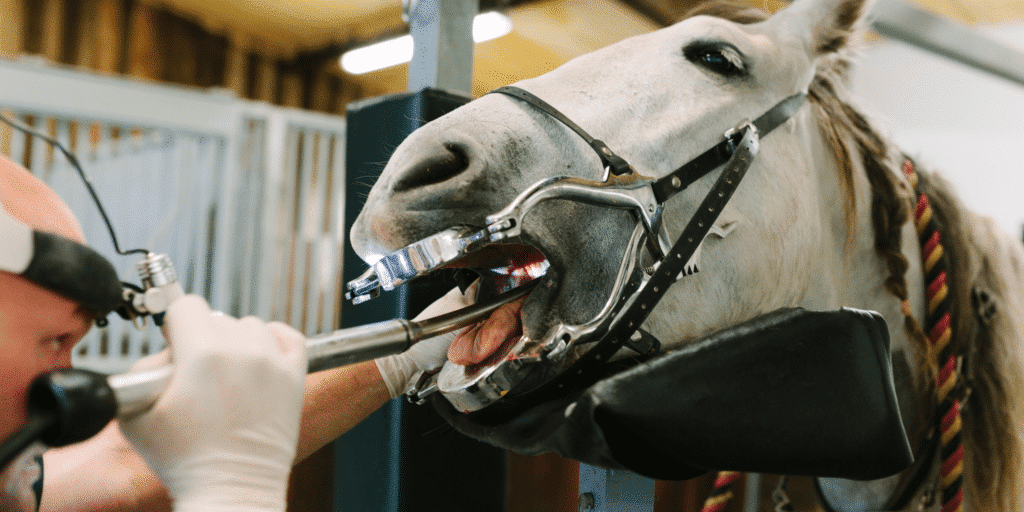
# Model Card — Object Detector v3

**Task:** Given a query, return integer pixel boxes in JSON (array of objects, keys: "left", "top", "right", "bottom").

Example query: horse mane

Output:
[{"left": 683, "top": 1, "right": 1024, "bottom": 509}]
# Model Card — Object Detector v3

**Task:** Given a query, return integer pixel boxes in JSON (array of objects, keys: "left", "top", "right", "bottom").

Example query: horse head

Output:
[{"left": 352, "top": 0, "right": 879, "bottom": 367}]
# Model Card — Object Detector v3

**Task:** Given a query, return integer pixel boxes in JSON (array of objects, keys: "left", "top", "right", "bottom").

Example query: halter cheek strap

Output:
[{"left": 651, "top": 93, "right": 805, "bottom": 204}]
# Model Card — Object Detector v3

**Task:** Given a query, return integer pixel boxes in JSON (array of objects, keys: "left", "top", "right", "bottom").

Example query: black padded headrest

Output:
[{"left": 435, "top": 307, "right": 913, "bottom": 481}]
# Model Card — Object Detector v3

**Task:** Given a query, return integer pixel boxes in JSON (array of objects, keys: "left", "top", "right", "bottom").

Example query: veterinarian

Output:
[{"left": 0, "top": 153, "right": 465, "bottom": 511}]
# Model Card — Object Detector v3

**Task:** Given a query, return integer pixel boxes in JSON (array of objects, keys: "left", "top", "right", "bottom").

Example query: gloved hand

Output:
[
  {"left": 374, "top": 286, "right": 475, "bottom": 399},
  {"left": 119, "top": 295, "right": 307, "bottom": 512}
]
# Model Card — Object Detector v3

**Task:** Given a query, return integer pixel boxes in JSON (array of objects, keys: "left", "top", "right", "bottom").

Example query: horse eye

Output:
[{"left": 684, "top": 45, "right": 745, "bottom": 77}]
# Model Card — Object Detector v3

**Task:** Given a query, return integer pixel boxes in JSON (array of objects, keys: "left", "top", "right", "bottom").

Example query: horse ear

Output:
[{"left": 772, "top": 0, "right": 873, "bottom": 55}]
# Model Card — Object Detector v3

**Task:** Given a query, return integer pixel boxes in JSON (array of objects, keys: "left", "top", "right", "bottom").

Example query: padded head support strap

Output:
[{"left": 0, "top": 204, "right": 123, "bottom": 319}]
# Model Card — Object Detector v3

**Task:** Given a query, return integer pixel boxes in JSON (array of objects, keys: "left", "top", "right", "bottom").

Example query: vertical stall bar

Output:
[{"left": 289, "top": 128, "right": 317, "bottom": 331}]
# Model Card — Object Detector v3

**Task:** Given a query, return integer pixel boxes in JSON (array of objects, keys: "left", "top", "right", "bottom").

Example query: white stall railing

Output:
[{"left": 0, "top": 56, "right": 348, "bottom": 374}]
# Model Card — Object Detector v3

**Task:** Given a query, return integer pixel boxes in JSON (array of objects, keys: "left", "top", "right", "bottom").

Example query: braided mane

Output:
[{"left": 684, "top": 2, "right": 1024, "bottom": 510}]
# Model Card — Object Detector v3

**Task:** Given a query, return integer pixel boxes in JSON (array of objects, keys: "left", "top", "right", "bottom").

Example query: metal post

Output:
[
  {"left": 744, "top": 473, "right": 761, "bottom": 512},
  {"left": 405, "top": 0, "right": 477, "bottom": 95},
  {"left": 578, "top": 464, "right": 656, "bottom": 512}
]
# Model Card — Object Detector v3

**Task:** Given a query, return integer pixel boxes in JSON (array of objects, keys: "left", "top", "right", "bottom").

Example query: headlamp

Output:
[{"left": 0, "top": 203, "right": 123, "bottom": 321}]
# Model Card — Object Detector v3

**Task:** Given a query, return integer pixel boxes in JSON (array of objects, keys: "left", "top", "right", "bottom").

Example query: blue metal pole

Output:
[{"left": 578, "top": 464, "right": 656, "bottom": 512}]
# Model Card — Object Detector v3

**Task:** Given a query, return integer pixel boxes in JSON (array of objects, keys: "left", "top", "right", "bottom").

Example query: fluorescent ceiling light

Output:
[
  {"left": 472, "top": 11, "right": 513, "bottom": 42},
  {"left": 341, "top": 11, "right": 512, "bottom": 75},
  {"left": 342, "top": 35, "right": 413, "bottom": 75}
]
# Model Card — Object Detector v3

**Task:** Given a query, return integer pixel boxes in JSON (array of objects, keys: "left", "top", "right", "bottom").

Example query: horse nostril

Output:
[{"left": 392, "top": 143, "right": 471, "bottom": 193}]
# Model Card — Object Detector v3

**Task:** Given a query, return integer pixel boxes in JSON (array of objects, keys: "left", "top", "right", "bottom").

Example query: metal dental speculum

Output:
[
  {"left": 346, "top": 87, "right": 806, "bottom": 415},
  {"left": 349, "top": 196, "right": 655, "bottom": 413}
]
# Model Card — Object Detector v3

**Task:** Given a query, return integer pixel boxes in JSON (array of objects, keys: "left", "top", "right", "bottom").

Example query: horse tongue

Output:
[{"left": 447, "top": 296, "right": 526, "bottom": 365}]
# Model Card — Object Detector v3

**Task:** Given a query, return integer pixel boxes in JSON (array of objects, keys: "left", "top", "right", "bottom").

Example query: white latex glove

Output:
[
  {"left": 119, "top": 295, "right": 307, "bottom": 512},
  {"left": 374, "top": 285, "right": 475, "bottom": 399}
]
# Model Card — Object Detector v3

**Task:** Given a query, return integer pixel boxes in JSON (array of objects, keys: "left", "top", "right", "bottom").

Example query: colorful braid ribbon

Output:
[
  {"left": 902, "top": 159, "right": 964, "bottom": 512},
  {"left": 701, "top": 471, "right": 741, "bottom": 512}
]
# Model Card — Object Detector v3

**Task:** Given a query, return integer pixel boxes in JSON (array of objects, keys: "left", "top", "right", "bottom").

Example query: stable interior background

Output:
[{"left": 1, "top": 0, "right": 1022, "bottom": 511}]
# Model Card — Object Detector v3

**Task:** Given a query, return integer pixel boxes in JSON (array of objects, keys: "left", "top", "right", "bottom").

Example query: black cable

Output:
[
  {"left": 0, "top": 111, "right": 149, "bottom": 256},
  {"left": 0, "top": 414, "right": 52, "bottom": 472}
]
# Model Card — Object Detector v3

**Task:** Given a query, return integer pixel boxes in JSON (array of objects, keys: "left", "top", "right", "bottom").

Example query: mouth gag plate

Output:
[
  {"left": 348, "top": 123, "right": 763, "bottom": 415},
  {"left": 346, "top": 226, "right": 491, "bottom": 304}
]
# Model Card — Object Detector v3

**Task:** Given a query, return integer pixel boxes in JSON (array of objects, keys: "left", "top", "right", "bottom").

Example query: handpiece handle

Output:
[{"left": 306, "top": 319, "right": 417, "bottom": 373}]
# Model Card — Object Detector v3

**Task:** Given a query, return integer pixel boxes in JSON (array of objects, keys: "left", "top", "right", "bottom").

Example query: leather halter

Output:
[
  {"left": 465, "top": 86, "right": 808, "bottom": 420},
  {"left": 490, "top": 86, "right": 807, "bottom": 205}
]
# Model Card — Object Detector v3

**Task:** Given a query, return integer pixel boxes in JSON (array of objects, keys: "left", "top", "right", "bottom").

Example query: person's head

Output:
[{"left": 0, "top": 154, "right": 93, "bottom": 440}]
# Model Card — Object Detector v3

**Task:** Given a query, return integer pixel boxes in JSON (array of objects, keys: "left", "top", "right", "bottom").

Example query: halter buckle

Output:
[{"left": 724, "top": 119, "right": 756, "bottom": 154}]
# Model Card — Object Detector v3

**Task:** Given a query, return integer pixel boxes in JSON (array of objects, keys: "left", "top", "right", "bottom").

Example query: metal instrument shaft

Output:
[{"left": 109, "top": 280, "right": 539, "bottom": 417}]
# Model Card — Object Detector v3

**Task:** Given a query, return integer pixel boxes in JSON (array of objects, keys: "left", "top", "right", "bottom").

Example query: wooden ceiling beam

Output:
[{"left": 614, "top": 0, "right": 682, "bottom": 26}]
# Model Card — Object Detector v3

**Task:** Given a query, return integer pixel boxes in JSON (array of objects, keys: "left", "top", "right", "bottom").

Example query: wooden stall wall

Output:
[
  {"left": 0, "top": 0, "right": 364, "bottom": 114},
  {"left": 506, "top": 453, "right": 743, "bottom": 512}
]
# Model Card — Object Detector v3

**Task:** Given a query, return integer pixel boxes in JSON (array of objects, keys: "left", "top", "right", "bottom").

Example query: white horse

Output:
[{"left": 350, "top": 0, "right": 1024, "bottom": 509}]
